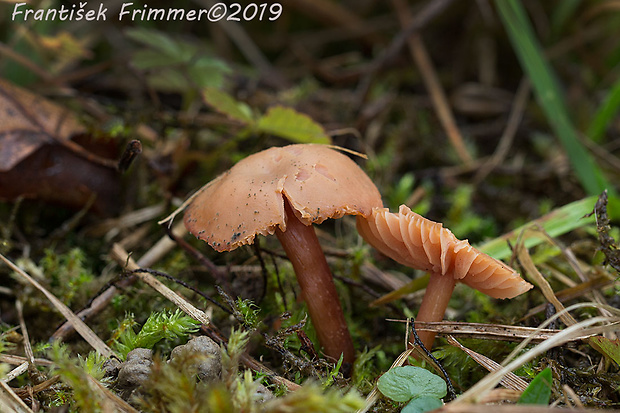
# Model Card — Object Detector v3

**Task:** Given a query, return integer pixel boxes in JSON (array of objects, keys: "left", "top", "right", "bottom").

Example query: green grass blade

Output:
[
  {"left": 495, "top": 0, "right": 610, "bottom": 196},
  {"left": 587, "top": 77, "right": 620, "bottom": 143},
  {"left": 477, "top": 195, "right": 596, "bottom": 260}
]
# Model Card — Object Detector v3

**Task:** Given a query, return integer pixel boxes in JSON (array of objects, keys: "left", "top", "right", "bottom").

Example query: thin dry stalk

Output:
[
  {"left": 474, "top": 78, "right": 530, "bottom": 183},
  {"left": 437, "top": 404, "right": 620, "bottom": 413},
  {"left": 2, "top": 362, "right": 28, "bottom": 383},
  {"left": 110, "top": 243, "right": 211, "bottom": 326},
  {"left": 110, "top": 244, "right": 300, "bottom": 392},
  {"left": 521, "top": 274, "right": 613, "bottom": 320},
  {"left": 0, "top": 355, "right": 53, "bottom": 368},
  {"left": 517, "top": 243, "right": 577, "bottom": 327},
  {"left": 0, "top": 253, "right": 115, "bottom": 359},
  {"left": 51, "top": 221, "right": 187, "bottom": 341},
  {"left": 446, "top": 335, "right": 528, "bottom": 391},
  {"left": 0, "top": 381, "right": 34, "bottom": 413},
  {"left": 388, "top": 317, "right": 598, "bottom": 343},
  {"left": 391, "top": 0, "right": 473, "bottom": 165},
  {"left": 15, "top": 300, "right": 34, "bottom": 366},
  {"left": 562, "top": 384, "right": 584, "bottom": 408},
  {"left": 476, "top": 388, "right": 522, "bottom": 404},
  {"left": 455, "top": 314, "right": 620, "bottom": 404},
  {"left": 404, "top": 320, "right": 594, "bottom": 342}
]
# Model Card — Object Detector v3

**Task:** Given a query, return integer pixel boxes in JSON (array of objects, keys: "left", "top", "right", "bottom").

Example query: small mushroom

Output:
[
  {"left": 182, "top": 144, "right": 383, "bottom": 365},
  {"left": 357, "top": 204, "right": 533, "bottom": 350}
]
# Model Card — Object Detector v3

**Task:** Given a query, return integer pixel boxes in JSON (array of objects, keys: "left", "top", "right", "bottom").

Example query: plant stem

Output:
[{"left": 276, "top": 201, "right": 355, "bottom": 366}]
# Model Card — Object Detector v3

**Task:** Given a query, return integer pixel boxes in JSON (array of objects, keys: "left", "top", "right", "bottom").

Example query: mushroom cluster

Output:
[{"left": 183, "top": 144, "right": 383, "bottom": 365}]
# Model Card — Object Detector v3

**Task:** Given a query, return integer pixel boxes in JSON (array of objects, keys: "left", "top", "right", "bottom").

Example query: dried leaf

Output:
[
  {"left": 0, "top": 79, "right": 85, "bottom": 171},
  {"left": 0, "top": 80, "right": 121, "bottom": 214}
]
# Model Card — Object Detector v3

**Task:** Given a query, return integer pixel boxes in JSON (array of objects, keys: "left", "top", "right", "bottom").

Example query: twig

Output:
[
  {"left": 391, "top": 0, "right": 473, "bottom": 165},
  {"left": 191, "top": 0, "right": 288, "bottom": 89},
  {"left": 51, "top": 221, "right": 187, "bottom": 342},
  {"left": 0, "top": 41, "right": 55, "bottom": 84},
  {"left": 446, "top": 335, "right": 528, "bottom": 391},
  {"left": 0, "top": 253, "right": 115, "bottom": 359},
  {"left": 126, "top": 268, "right": 231, "bottom": 315},
  {"left": 110, "top": 244, "right": 211, "bottom": 326},
  {"left": 474, "top": 78, "right": 530, "bottom": 183},
  {"left": 163, "top": 223, "right": 232, "bottom": 292},
  {"left": 409, "top": 319, "right": 456, "bottom": 401},
  {"left": 356, "top": 0, "right": 456, "bottom": 103}
]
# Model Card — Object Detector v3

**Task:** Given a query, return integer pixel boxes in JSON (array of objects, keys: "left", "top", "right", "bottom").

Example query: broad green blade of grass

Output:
[
  {"left": 495, "top": 0, "right": 610, "bottom": 196},
  {"left": 371, "top": 196, "right": 596, "bottom": 304},
  {"left": 477, "top": 195, "right": 596, "bottom": 260}
]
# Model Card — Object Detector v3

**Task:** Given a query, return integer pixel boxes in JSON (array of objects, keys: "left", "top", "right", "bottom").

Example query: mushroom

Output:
[
  {"left": 182, "top": 144, "right": 383, "bottom": 365},
  {"left": 356, "top": 204, "right": 533, "bottom": 351}
]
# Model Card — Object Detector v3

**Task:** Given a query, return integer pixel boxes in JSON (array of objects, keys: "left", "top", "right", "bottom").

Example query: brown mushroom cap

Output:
[
  {"left": 356, "top": 204, "right": 533, "bottom": 299},
  {"left": 184, "top": 144, "right": 383, "bottom": 252}
]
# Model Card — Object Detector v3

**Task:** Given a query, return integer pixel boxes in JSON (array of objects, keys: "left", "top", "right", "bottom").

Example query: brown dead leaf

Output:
[
  {"left": 0, "top": 79, "right": 122, "bottom": 214},
  {"left": 0, "top": 79, "right": 86, "bottom": 171}
]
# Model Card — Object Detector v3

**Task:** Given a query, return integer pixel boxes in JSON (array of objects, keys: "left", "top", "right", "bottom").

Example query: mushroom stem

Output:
[
  {"left": 411, "top": 272, "right": 456, "bottom": 352},
  {"left": 276, "top": 200, "right": 355, "bottom": 366}
]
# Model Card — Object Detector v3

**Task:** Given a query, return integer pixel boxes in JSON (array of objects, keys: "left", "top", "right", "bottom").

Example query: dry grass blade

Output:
[
  {"left": 446, "top": 335, "right": 528, "bottom": 391},
  {"left": 474, "top": 78, "right": 530, "bottom": 183},
  {"left": 516, "top": 243, "right": 577, "bottom": 327},
  {"left": 51, "top": 221, "right": 187, "bottom": 342},
  {"left": 387, "top": 318, "right": 596, "bottom": 343},
  {"left": 521, "top": 274, "right": 614, "bottom": 321},
  {"left": 15, "top": 300, "right": 34, "bottom": 366},
  {"left": 0, "top": 355, "right": 53, "bottom": 368},
  {"left": 476, "top": 389, "right": 522, "bottom": 404},
  {"left": 437, "top": 404, "right": 620, "bottom": 413},
  {"left": 110, "top": 244, "right": 300, "bottom": 392},
  {"left": 391, "top": 0, "right": 473, "bottom": 165},
  {"left": 0, "top": 381, "right": 34, "bottom": 413},
  {"left": 411, "top": 320, "right": 595, "bottom": 342},
  {"left": 455, "top": 314, "right": 620, "bottom": 404},
  {"left": 110, "top": 243, "right": 211, "bottom": 326},
  {"left": 84, "top": 374, "right": 140, "bottom": 413},
  {"left": 2, "top": 362, "right": 28, "bottom": 383},
  {"left": 0, "top": 253, "right": 115, "bottom": 359}
]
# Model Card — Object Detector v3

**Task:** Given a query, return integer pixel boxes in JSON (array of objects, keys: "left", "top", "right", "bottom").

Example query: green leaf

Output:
[
  {"left": 518, "top": 367, "right": 552, "bottom": 405},
  {"left": 402, "top": 396, "right": 443, "bottom": 413},
  {"left": 125, "top": 28, "right": 189, "bottom": 60},
  {"left": 377, "top": 366, "right": 447, "bottom": 403},
  {"left": 589, "top": 336, "right": 620, "bottom": 366},
  {"left": 256, "top": 106, "right": 330, "bottom": 144},
  {"left": 132, "top": 50, "right": 187, "bottom": 69},
  {"left": 202, "top": 87, "right": 254, "bottom": 124}
]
